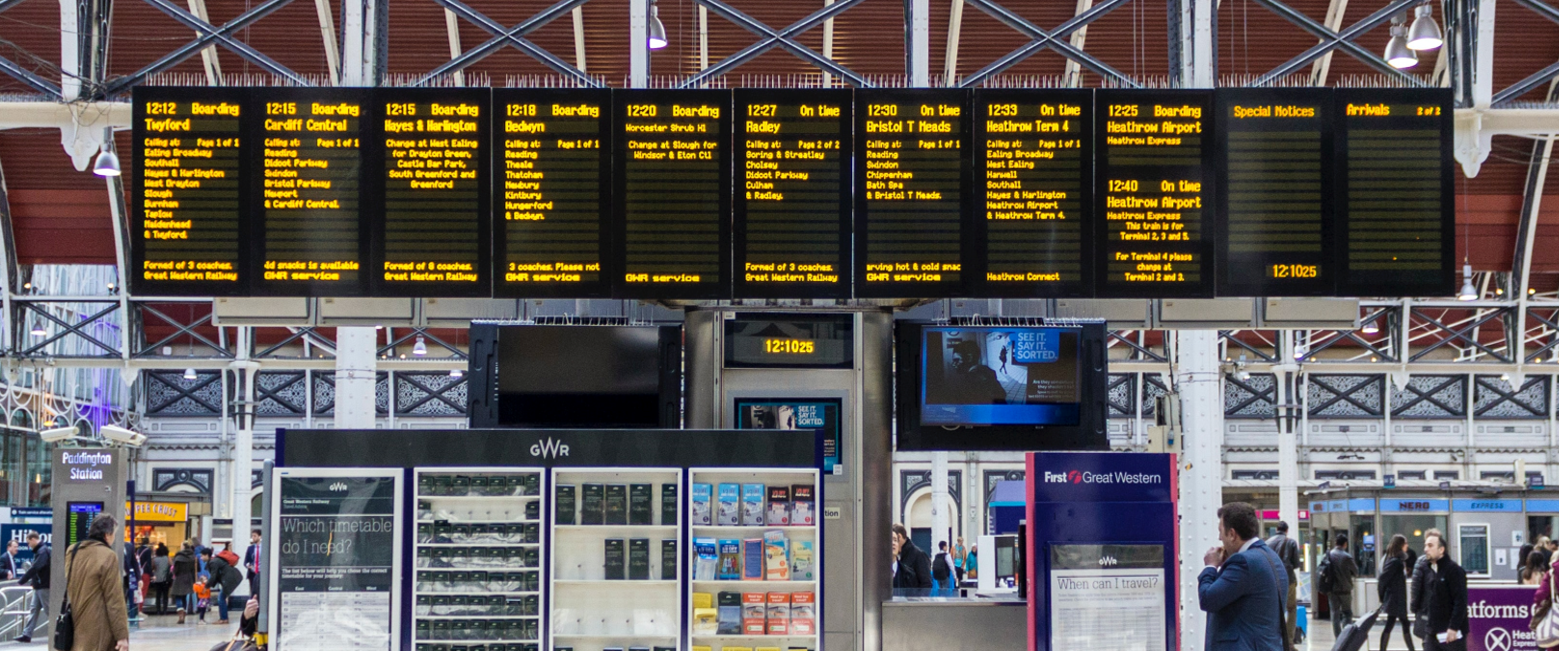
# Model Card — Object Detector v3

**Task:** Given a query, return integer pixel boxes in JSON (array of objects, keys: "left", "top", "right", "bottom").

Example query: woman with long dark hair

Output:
[
  {"left": 1377, "top": 534, "right": 1416, "bottom": 651},
  {"left": 1523, "top": 549, "right": 1550, "bottom": 585}
]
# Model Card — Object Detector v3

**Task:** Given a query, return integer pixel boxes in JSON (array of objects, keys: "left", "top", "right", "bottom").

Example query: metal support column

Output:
[
  {"left": 931, "top": 451, "right": 949, "bottom": 564},
  {"left": 1275, "top": 332, "right": 1301, "bottom": 538},
  {"left": 334, "top": 327, "right": 378, "bottom": 429},
  {"left": 629, "top": 0, "right": 649, "bottom": 88},
  {"left": 907, "top": 0, "right": 929, "bottom": 86},
  {"left": 1175, "top": 330, "right": 1224, "bottom": 651},
  {"left": 230, "top": 353, "right": 258, "bottom": 575}
]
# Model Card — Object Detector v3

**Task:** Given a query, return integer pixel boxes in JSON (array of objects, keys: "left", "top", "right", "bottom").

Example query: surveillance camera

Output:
[
  {"left": 40, "top": 427, "right": 77, "bottom": 443},
  {"left": 100, "top": 425, "right": 145, "bottom": 448}
]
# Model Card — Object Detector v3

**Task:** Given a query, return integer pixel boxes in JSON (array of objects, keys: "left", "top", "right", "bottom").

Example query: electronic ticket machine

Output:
[
  {"left": 1026, "top": 452, "right": 1178, "bottom": 651},
  {"left": 685, "top": 309, "right": 894, "bottom": 651}
]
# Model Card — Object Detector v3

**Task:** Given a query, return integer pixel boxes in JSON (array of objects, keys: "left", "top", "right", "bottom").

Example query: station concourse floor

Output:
[{"left": 0, "top": 610, "right": 1409, "bottom": 650}]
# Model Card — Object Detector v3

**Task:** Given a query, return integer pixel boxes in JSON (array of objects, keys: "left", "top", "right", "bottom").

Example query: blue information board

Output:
[{"left": 1027, "top": 452, "right": 1177, "bottom": 651}]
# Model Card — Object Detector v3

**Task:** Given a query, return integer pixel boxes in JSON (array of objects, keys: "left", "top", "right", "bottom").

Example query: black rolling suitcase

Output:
[{"left": 1331, "top": 607, "right": 1383, "bottom": 651}]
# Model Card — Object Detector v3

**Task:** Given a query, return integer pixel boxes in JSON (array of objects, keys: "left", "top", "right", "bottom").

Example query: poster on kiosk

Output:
[{"left": 1027, "top": 452, "right": 1178, "bottom": 651}]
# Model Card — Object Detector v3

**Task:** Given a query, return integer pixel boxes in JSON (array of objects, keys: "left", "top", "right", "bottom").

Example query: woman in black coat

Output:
[{"left": 1378, "top": 535, "right": 1416, "bottom": 651}]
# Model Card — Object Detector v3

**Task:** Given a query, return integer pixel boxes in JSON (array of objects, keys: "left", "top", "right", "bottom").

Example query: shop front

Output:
[{"left": 127, "top": 498, "right": 192, "bottom": 549}]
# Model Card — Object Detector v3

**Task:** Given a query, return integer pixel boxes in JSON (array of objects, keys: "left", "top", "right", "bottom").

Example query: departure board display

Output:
[
  {"left": 369, "top": 88, "right": 491, "bottom": 297},
  {"left": 972, "top": 89, "right": 1094, "bottom": 298},
  {"left": 131, "top": 87, "right": 248, "bottom": 296},
  {"left": 733, "top": 89, "right": 852, "bottom": 299},
  {"left": 1094, "top": 90, "right": 1215, "bottom": 298},
  {"left": 611, "top": 89, "right": 731, "bottom": 299},
  {"left": 855, "top": 89, "right": 970, "bottom": 298},
  {"left": 493, "top": 89, "right": 611, "bottom": 298},
  {"left": 251, "top": 88, "right": 368, "bottom": 296},
  {"left": 1335, "top": 88, "right": 1455, "bottom": 297},
  {"left": 1215, "top": 88, "right": 1334, "bottom": 297}
]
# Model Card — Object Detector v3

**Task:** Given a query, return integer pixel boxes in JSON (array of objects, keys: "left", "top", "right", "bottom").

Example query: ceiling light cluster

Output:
[{"left": 1386, "top": 3, "right": 1443, "bottom": 69}]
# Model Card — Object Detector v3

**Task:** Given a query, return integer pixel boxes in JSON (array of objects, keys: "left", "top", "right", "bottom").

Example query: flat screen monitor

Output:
[
  {"left": 66, "top": 501, "right": 103, "bottom": 549},
  {"left": 895, "top": 321, "right": 1107, "bottom": 451},
  {"left": 467, "top": 324, "right": 681, "bottom": 429}
]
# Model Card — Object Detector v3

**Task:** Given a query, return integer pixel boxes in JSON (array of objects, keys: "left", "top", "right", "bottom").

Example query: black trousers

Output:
[
  {"left": 1424, "top": 633, "right": 1467, "bottom": 651},
  {"left": 1379, "top": 614, "right": 1416, "bottom": 651}
]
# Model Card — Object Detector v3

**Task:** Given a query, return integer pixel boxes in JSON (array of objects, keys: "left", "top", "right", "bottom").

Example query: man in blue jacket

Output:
[{"left": 1199, "top": 502, "right": 1289, "bottom": 651}]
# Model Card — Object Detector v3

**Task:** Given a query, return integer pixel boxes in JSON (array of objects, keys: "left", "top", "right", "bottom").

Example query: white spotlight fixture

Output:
[
  {"left": 1361, "top": 320, "right": 1380, "bottom": 335},
  {"left": 1458, "top": 264, "right": 1478, "bottom": 301},
  {"left": 40, "top": 426, "right": 78, "bottom": 443},
  {"left": 450, "top": 368, "right": 464, "bottom": 379},
  {"left": 101, "top": 424, "right": 147, "bottom": 448},
  {"left": 183, "top": 367, "right": 198, "bottom": 381},
  {"left": 413, "top": 335, "right": 428, "bottom": 356},
  {"left": 1407, "top": 3, "right": 1443, "bottom": 50},
  {"left": 1293, "top": 344, "right": 1309, "bottom": 361},
  {"left": 648, "top": 2, "right": 668, "bottom": 49},
  {"left": 92, "top": 147, "right": 121, "bottom": 177},
  {"left": 28, "top": 320, "right": 45, "bottom": 337},
  {"left": 1385, "top": 16, "right": 1418, "bottom": 69}
]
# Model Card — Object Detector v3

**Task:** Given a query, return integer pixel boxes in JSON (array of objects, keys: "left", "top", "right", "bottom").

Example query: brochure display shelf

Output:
[
  {"left": 686, "top": 468, "right": 821, "bottom": 651},
  {"left": 412, "top": 468, "right": 546, "bottom": 651},
  {"left": 550, "top": 468, "right": 683, "bottom": 651}
]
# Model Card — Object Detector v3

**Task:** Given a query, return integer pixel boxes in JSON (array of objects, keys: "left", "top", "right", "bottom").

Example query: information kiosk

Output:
[{"left": 1026, "top": 452, "right": 1178, "bottom": 651}]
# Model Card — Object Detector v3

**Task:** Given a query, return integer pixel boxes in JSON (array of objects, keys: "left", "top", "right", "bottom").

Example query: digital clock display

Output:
[
  {"left": 764, "top": 338, "right": 816, "bottom": 355},
  {"left": 724, "top": 315, "right": 854, "bottom": 369}
]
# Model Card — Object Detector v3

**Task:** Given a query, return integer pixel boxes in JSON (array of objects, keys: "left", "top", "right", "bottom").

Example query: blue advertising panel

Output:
[
  {"left": 1027, "top": 452, "right": 1177, "bottom": 651},
  {"left": 1526, "top": 500, "right": 1559, "bottom": 512},
  {"left": 1029, "top": 451, "right": 1175, "bottom": 504},
  {"left": 0, "top": 523, "right": 51, "bottom": 566},
  {"left": 1453, "top": 499, "right": 1524, "bottom": 513},
  {"left": 1380, "top": 498, "right": 1450, "bottom": 513}
]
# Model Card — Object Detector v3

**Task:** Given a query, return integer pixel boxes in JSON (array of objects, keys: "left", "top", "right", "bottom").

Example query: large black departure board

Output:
[
  {"left": 1215, "top": 88, "right": 1334, "bottom": 297},
  {"left": 131, "top": 86, "right": 248, "bottom": 296},
  {"left": 251, "top": 88, "right": 368, "bottom": 296},
  {"left": 972, "top": 89, "right": 1093, "bottom": 298},
  {"left": 732, "top": 89, "right": 852, "bottom": 299},
  {"left": 369, "top": 88, "right": 491, "bottom": 297},
  {"left": 612, "top": 90, "right": 732, "bottom": 299},
  {"left": 1335, "top": 88, "right": 1455, "bottom": 297},
  {"left": 855, "top": 89, "right": 970, "bottom": 298},
  {"left": 1094, "top": 90, "right": 1215, "bottom": 298},
  {"left": 492, "top": 89, "right": 611, "bottom": 298},
  {"left": 129, "top": 86, "right": 1459, "bottom": 302}
]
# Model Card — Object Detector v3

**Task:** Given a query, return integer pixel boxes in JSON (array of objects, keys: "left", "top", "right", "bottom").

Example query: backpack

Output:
[
  {"left": 1317, "top": 552, "right": 1336, "bottom": 593},
  {"left": 932, "top": 553, "right": 951, "bottom": 582}
]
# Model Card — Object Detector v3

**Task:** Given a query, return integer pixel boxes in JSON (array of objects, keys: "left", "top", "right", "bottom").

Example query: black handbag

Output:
[{"left": 52, "top": 545, "right": 79, "bottom": 651}]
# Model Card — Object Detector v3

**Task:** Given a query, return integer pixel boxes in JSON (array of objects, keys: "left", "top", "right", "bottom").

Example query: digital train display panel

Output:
[
  {"left": 1094, "top": 90, "right": 1215, "bottom": 298},
  {"left": 131, "top": 86, "right": 249, "bottom": 295},
  {"left": 1215, "top": 88, "right": 1334, "bottom": 297},
  {"left": 251, "top": 88, "right": 369, "bottom": 296},
  {"left": 369, "top": 88, "right": 491, "bottom": 297},
  {"left": 492, "top": 89, "right": 612, "bottom": 298},
  {"left": 1335, "top": 88, "right": 1455, "bottom": 297},
  {"left": 854, "top": 89, "right": 971, "bottom": 298},
  {"left": 732, "top": 89, "right": 853, "bottom": 299},
  {"left": 972, "top": 89, "right": 1094, "bottom": 298},
  {"left": 611, "top": 89, "right": 732, "bottom": 299}
]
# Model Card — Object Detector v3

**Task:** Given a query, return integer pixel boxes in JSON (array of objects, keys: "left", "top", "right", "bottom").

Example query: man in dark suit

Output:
[
  {"left": 1266, "top": 521, "right": 1301, "bottom": 651},
  {"left": 243, "top": 529, "right": 262, "bottom": 596},
  {"left": 1199, "top": 502, "right": 1288, "bottom": 651},
  {"left": 0, "top": 539, "right": 18, "bottom": 581},
  {"left": 1414, "top": 529, "right": 1467, "bottom": 651}
]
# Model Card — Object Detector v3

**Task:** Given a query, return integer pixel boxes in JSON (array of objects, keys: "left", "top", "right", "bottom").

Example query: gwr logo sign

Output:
[{"left": 530, "top": 437, "right": 570, "bottom": 459}]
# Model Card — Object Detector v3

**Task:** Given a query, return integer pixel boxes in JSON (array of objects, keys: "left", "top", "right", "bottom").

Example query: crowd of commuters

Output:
[
  {"left": 0, "top": 527, "right": 265, "bottom": 649},
  {"left": 1200, "top": 503, "right": 1476, "bottom": 651}
]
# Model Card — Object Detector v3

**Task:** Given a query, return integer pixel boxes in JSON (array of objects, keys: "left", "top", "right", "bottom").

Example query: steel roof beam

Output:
[
  {"left": 417, "top": 0, "right": 598, "bottom": 88},
  {"left": 956, "top": 0, "right": 1139, "bottom": 89},
  {"left": 104, "top": 0, "right": 307, "bottom": 96},
  {"left": 1248, "top": 0, "right": 1427, "bottom": 87},
  {"left": 679, "top": 0, "right": 873, "bottom": 89}
]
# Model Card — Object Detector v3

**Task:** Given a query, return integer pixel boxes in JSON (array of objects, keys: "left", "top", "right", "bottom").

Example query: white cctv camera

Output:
[
  {"left": 40, "top": 426, "right": 78, "bottom": 443},
  {"left": 100, "top": 425, "right": 146, "bottom": 448}
]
